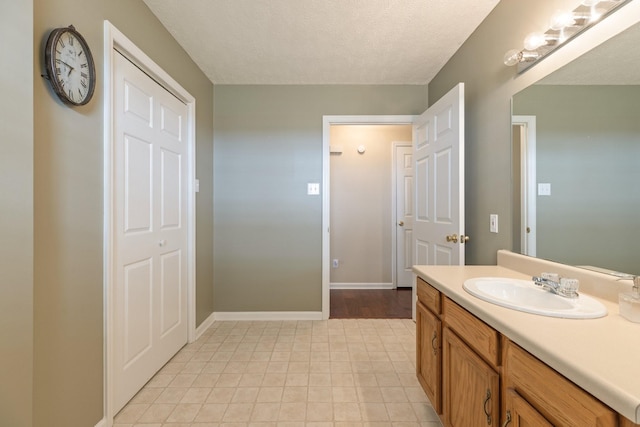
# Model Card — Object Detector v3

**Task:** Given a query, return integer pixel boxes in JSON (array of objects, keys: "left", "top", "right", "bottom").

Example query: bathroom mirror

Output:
[{"left": 512, "top": 21, "right": 640, "bottom": 276}]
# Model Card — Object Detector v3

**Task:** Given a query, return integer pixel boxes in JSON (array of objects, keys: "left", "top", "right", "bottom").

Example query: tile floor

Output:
[{"left": 114, "top": 319, "right": 443, "bottom": 427}]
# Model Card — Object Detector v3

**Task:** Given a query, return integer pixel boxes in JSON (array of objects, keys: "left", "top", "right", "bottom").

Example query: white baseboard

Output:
[
  {"left": 194, "top": 311, "right": 216, "bottom": 341},
  {"left": 213, "top": 311, "right": 323, "bottom": 321},
  {"left": 95, "top": 418, "right": 107, "bottom": 427},
  {"left": 330, "top": 282, "right": 394, "bottom": 290}
]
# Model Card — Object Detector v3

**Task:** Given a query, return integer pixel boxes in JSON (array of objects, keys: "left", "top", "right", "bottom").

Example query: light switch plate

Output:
[
  {"left": 307, "top": 183, "right": 320, "bottom": 195},
  {"left": 490, "top": 214, "right": 499, "bottom": 233},
  {"left": 538, "top": 183, "right": 551, "bottom": 196}
]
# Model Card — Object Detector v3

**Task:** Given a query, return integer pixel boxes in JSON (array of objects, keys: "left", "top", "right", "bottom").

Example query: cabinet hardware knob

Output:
[
  {"left": 502, "top": 410, "right": 511, "bottom": 427},
  {"left": 483, "top": 389, "right": 492, "bottom": 425}
]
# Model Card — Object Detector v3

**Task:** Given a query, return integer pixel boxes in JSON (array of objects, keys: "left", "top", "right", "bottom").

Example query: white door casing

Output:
[
  {"left": 393, "top": 143, "right": 414, "bottom": 288},
  {"left": 512, "top": 115, "right": 537, "bottom": 257},
  {"left": 104, "top": 20, "right": 196, "bottom": 422},
  {"left": 412, "top": 83, "right": 465, "bottom": 267}
]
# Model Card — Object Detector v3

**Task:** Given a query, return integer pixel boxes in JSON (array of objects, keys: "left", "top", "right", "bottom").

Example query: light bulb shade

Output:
[
  {"left": 523, "top": 32, "right": 546, "bottom": 51},
  {"left": 503, "top": 49, "right": 522, "bottom": 66},
  {"left": 550, "top": 10, "right": 575, "bottom": 30}
]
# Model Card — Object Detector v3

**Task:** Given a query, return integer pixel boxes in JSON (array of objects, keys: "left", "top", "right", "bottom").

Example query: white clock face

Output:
[{"left": 51, "top": 30, "right": 93, "bottom": 105}]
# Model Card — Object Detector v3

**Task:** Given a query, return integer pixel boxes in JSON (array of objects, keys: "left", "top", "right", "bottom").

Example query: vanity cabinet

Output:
[
  {"left": 442, "top": 296, "right": 500, "bottom": 427},
  {"left": 502, "top": 339, "right": 618, "bottom": 427},
  {"left": 415, "top": 276, "right": 640, "bottom": 427},
  {"left": 415, "top": 277, "right": 442, "bottom": 414}
]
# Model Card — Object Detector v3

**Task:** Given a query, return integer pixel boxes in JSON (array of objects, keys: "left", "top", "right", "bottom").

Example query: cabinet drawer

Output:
[
  {"left": 442, "top": 297, "right": 500, "bottom": 367},
  {"left": 416, "top": 277, "right": 441, "bottom": 314},
  {"left": 503, "top": 339, "right": 617, "bottom": 427}
]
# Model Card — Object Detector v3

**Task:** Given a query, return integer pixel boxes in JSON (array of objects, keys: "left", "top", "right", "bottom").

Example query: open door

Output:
[{"left": 412, "top": 83, "right": 466, "bottom": 269}]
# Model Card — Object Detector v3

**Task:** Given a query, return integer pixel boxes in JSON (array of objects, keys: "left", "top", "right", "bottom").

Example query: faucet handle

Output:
[
  {"left": 541, "top": 272, "right": 560, "bottom": 282},
  {"left": 560, "top": 278, "right": 579, "bottom": 295}
]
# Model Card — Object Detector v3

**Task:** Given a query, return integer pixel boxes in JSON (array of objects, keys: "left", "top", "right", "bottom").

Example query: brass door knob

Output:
[
  {"left": 446, "top": 234, "right": 459, "bottom": 243},
  {"left": 461, "top": 235, "right": 470, "bottom": 244},
  {"left": 398, "top": 221, "right": 404, "bottom": 226}
]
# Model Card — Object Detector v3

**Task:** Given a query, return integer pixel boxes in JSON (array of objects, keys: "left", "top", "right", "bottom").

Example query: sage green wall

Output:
[
  {"left": 213, "top": 85, "right": 427, "bottom": 312},
  {"left": 514, "top": 85, "right": 640, "bottom": 275},
  {"left": 0, "top": 2, "right": 34, "bottom": 427},
  {"left": 32, "top": 1, "right": 214, "bottom": 425},
  {"left": 427, "top": 0, "right": 639, "bottom": 265}
]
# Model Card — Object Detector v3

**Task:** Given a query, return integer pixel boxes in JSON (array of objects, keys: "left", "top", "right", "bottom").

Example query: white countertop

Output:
[{"left": 413, "top": 263, "right": 640, "bottom": 423}]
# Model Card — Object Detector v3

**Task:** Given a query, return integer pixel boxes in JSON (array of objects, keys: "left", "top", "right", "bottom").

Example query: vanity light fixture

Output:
[{"left": 504, "top": 0, "right": 631, "bottom": 72}]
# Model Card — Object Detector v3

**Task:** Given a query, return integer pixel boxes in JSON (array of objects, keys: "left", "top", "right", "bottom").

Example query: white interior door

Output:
[
  {"left": 113, "top": 51, "right": 188, "bottom": 412},
  {"left": 394, "top": 143, "right": 414, "bottom": 288},
  {"left": 413, "top": 83, "right": 465, "bottom": 267}
]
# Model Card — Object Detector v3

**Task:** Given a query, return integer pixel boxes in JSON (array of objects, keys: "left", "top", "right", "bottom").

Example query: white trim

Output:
[
  {"left": 213, "top": 312, "right": 323, "bottom": 321},
  {"left": 103, "top": 20, "right": 197, "bottom": 426},
  {"left": 512, "top": 115, "right": 536, "bottom": 257},
  {"left": 330, "top": 282, "right": 394, "bottom": 290},
  {"left": 391, "top": 141, "right": 412, "bottom": 289},
  {"left": 94, "top": 418, "right": 107, "bottom": 427},
  {"left": 194, "top": 312, "right": 216, "bottom": 341},
  {"left": 322, "top": 115, "right": 415, "bottom": 320}
]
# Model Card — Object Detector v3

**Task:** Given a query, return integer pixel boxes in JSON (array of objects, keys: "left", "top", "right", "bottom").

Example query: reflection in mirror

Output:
[{"left": 512, "top": 22, "right": 640, "bottom": 276}]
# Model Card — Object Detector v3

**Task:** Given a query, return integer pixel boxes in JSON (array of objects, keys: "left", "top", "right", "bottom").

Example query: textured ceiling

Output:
[{"left": 143, "top": 0, "right": 500, "bottom": 85}]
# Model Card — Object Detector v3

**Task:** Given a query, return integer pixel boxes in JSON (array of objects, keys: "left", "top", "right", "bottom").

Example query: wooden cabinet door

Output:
[
  {"left": 442, "top": 327, "right": 499, "bottom": 427},
  {"left": 416, "top": 300, "right": 442, "bottom": 414},
  {"left": 503, "top": 388, "right": 553, "bottom": 427}
]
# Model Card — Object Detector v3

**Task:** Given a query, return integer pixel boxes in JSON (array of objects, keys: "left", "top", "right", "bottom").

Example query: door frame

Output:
[
  {"left": 321, "top": 115, "right": 414, "bottom": 319},
  {"left": 512, "top": 115, "right": 536, "bottom": 256},
  {"left": 103, "top": 20, "right": 197, "bottom": 424},
  {"left": 391, "top": 141, "right": 413, "bottom": 289}
]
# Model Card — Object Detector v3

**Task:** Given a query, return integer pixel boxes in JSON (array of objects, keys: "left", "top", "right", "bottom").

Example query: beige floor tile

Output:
[
  {"left": 332, "top": 387, "right": 358, "bottom": 402},
  {"left": 282, "top": 386, "right": 308, "bottom": 403},
  {"left": 307, "top": 387, "right": 332, "bottom": 402},
  {"left": 308, "top": 373, "right": 332, "bottom": 387},
  {"left": 360, "top": 402, "right": 391, "bottom": 421},
  {"left": 155, "top": 387, "right": 188, "bottom": 403},
  {"left": 306, "top": 402, "right": 334, "bottom": 421},
  {"left": 232, "top": 387, "right": 259, "bottom": 403},
  {"left": 195, "top": 403, "right": 228, "bottom": 422},
  {"left": 181, "top": 387, "right": 212, "bottom": 403},
  {"left": 334, "top": 402, "right": 362, "bottom": 421},
  {"left": 224, "top": 403, "right": 254, "bottom": 422},
  {"left": 114, "top": 403, "right": 150, "bottom": 423},
  {"left": 251, "top": 402, "right": 281, "bottom": 421},
  {"left": 116, "top": 320, "right": 442, "bottom": 427},
  {"left": 207, "top": 388, "right": 236, "bottom": 404},
  {"left": 278, "top": 402, "right": 307, "bottom": 421},
  {"left": 166, "top": 403, "right": 202, "bottom": 422},
  {"left": 137, "top": 403, "right": 175, "bottom": 423},
  {"left": 384, "top": 403, "right": 417, "bottom": 422},
  {"left": 257, "top": 386, "right": 284, "bottom": 402}
]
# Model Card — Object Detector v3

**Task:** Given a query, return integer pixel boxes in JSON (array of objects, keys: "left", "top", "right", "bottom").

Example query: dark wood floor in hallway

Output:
[{"left": 330, "top": 288, "right": 412, "bottom": 319}]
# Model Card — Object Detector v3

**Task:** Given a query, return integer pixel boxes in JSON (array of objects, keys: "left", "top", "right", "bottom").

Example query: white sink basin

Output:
[{"left": 463, "top": 277, "right": 607, "bottom": 319}]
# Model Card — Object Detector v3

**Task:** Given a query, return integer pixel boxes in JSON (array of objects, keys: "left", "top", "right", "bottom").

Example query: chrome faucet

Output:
[{"left": 532, "top": 273, "right": 579, "bottom": 298}]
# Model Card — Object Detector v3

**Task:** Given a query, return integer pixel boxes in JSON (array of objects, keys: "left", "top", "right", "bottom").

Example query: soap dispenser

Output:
[{"left": 619, "top": 276, "right": 640, "bottom": 323}]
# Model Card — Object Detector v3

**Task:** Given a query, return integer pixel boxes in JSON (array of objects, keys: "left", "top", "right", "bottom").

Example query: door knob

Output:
[
  {"left": 461, "top": 235, "right": 470, "bottom": 244},
  {"left": 446, "top": 234, "right": 458, "bottom": 243},
  {"left": 398, "top": 221, "right": 404, "bottom": 226},
  {"left": 159, "top": 239, "right": 167, "bottom": 247}
]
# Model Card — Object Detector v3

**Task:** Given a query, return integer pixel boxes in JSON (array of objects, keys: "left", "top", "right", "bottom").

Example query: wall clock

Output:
[{"left": 44, "top": 25, "right": 96, "bottom": 106}]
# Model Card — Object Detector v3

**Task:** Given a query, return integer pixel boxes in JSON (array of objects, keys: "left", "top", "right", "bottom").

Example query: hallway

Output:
[{"left": 114, "top": 319, "right": 442, "bottom": 426}]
